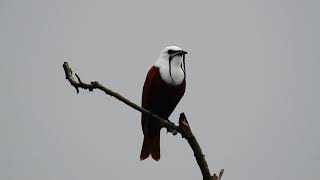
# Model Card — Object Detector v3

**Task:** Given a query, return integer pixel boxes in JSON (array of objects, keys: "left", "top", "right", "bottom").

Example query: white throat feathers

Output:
[{"left": 154, "top": 46, "right": 186, "bottom": 86}]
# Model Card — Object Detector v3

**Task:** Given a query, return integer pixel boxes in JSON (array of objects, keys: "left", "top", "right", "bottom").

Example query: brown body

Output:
[{"left": 140, "top": 66, "right": 186, "bottom": 161}]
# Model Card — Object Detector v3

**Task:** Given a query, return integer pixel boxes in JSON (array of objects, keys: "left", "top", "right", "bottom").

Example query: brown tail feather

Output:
[
  {"left": 151, "top": 135, "right": 160, "bottom": 161},
  {"left": 140, "top": 135, "right": 160, "bottom": 161}
]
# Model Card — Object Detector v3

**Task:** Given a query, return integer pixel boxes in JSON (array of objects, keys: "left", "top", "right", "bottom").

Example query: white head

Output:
[{"left": 154, "top": 46, "right": 188, "bottom": 85}]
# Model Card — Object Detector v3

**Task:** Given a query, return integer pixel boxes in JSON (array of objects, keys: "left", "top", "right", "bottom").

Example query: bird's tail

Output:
[{"left": 140, "top": 135, "right": 160, "bottom": 161}]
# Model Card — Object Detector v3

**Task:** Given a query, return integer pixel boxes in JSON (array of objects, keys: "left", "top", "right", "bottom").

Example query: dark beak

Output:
[
  {"left": 169, "top": 50, "right": 188, "bottom": 62},
  {"left": 176, "top": 50, "right": 188, "bottom": 55}
]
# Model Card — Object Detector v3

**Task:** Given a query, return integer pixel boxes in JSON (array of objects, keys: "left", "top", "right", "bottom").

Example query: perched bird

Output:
[{"left": 140, "top": 46, "right": 187, "bottom": 161}]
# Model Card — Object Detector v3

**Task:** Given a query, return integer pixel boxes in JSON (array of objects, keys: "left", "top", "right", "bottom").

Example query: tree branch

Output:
[{"left": 63, "top": 62, "right": 224, "bottom": 180}]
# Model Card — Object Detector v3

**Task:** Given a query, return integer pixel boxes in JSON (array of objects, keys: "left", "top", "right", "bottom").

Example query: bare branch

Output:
[{"left": 63, "top": 62, "right": 224, "bottom": 180}]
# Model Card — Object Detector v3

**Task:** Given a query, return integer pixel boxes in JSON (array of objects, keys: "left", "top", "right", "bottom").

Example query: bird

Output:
[{"left": 140, "top": 46, "right": 187, "bottom": 161}]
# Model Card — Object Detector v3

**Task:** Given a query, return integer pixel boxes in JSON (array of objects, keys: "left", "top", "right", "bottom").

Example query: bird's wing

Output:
[
  {"left": 142, "top": 66, "right": 159, "bottom": 110},
  {"left": 141, "top": 66, "right": 159, "bottom": 134}
]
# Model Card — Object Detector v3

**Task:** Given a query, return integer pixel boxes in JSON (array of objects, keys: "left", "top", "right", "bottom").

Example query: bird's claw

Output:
[{"left": 166, "top": 121, "right": 178, "bottom": 135}]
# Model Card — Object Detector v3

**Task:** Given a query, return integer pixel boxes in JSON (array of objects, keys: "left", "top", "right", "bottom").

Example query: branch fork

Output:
[{"left": 63, "top": 62, "right": 224, "bottom": 180}]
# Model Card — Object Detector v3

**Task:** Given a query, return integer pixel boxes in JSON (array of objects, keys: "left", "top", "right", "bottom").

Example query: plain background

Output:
[{"left": 1, "top": 0, "right": 319, "bottom": 180}]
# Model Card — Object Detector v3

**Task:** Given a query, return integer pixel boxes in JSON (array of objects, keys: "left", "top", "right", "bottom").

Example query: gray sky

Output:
[{"left": 1, "top": 0, "right": 319, "bottom": 180}]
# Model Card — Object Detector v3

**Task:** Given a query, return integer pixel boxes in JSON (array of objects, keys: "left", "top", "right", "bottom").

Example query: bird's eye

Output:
[{"left": 167, "top": 50, "right": 174, "bottom": 54}]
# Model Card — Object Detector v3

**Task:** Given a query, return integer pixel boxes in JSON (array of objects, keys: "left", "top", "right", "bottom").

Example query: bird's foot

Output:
[{"left": 166, "top": 120, "right": 178, "bottom": 135}]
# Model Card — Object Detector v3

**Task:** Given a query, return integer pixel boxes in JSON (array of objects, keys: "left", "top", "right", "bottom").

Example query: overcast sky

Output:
[{"left": 1, "top": 0, "right": 319, "bottom": 180}]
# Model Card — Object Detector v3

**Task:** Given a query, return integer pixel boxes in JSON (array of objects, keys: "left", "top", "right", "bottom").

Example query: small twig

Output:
[
  {"left": 212, "top": 169, "right": 224, "bottom": 180},
  {"left": 75, "top": 73, "right": 81, "bottom": 83},
  {"left": 62, "top": 62, "right": 224, "bottom": 180}
]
